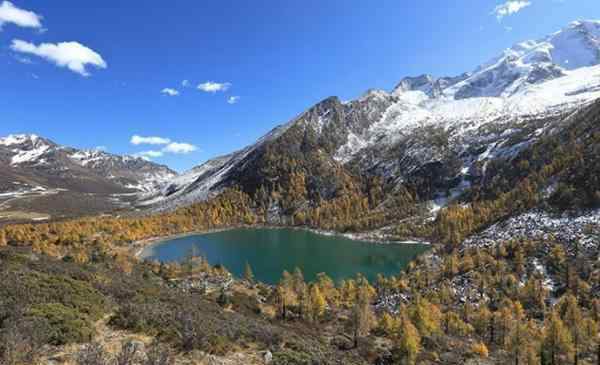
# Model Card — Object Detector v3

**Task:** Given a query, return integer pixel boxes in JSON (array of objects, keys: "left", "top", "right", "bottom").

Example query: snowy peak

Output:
[
  {"left": 445, "top": 20, "right": 600, "bottom": 99},
  {"left": 0, "top": 134, "right": 41, "bottom": 146},
  {"left": 389, "top": 20, "right": 600, "bottom": 101},
  {"left": 547, "top": 20, "right": 600, "bottom": 70},
  {"left": 504, "top": 19, "right": 600, "bottom": 71},
  {"left": 0, "top": 134, "right": 55, "bottom": 150},
  {"left": 392, "top": 75, "right": 438, "bottom": 96},
  {"left": 0, "top": 133, "right": 177, "bottom": 195},
  {"left": 0, "top": 134, "right": 57, "bottom": 166}
]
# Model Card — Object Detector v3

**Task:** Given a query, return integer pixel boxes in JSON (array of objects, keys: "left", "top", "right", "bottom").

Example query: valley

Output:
[{"left": 1, "top": 18, "right": 600, "bottom": 365}]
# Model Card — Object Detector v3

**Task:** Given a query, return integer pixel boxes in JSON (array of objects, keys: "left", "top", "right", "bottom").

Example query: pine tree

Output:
[
  {"left": 316, "top": 272, "right": 338, "bottom": 306},
  {"left": 351, "top": 284, "right": 374, "bottom": 348},
  {"left": 298, "top": 284, "right": 310, "bottom": 320},
  {"left": 292, "top": 267, "right": 305, "bottom": 296},
  {"left": 394, "top": 314, "right": 421, "bottom": 365},
  {"left": 543, "top": 310, "right": 574, "bottom": 365},
  {"left": 309, "top": 284, "right": 326, "bottom": 321},
  {"left": 508, "top": 320, "right": 531, "bottom": 365},
  {"left": 276, "top": 270, "right": 296, "bottom": 320},
  {"left": 244, "top": 262, "right": 254, "bottom": 284},
  {"left": 378, "top": 312, "right": 397, "bottom": 336},
  {"left": 561, "top": 295, "right": 585, "bottom": 365},
  {"left": 340, "top": 279, "right": 357, "bottom": 308},
  {"left": 410, "top": 297, "right": 441, "bottom": 337}
]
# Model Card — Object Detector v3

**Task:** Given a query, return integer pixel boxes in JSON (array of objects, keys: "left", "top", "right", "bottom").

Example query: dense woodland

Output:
[{"left": 1, "top": 234, "right": 599, "bottom": 364}]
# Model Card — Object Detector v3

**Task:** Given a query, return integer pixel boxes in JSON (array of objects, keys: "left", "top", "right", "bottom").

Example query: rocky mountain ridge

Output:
[{"left": 143, "top": 20, "right": 600, "bottom": 230}]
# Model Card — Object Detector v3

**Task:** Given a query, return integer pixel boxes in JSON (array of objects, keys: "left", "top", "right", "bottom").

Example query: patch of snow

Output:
[
  {"left": 11, "top": 144, "right": 50, "bottom": 165},
  {"left": 464, "top": 209, "right": 600, "bottom": 251},
  {"left": 531, "top": 258, "right": 556, "bottom": 292},
  {"left": 0, "top": 134, "right": 39, "bottom": 146}
]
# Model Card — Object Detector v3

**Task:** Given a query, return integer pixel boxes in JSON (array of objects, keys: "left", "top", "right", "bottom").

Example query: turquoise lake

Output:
[{"left": 139, "top": 228, "right": 429, "bottom": 284}]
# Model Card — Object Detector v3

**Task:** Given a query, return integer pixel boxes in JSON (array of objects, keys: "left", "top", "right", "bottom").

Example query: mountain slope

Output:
[
  {"left": 145, "top": 20, "right": 600, "bottom": 230},
  {"left": 0, "top": 134, "right": 176, "bottom": 223}
]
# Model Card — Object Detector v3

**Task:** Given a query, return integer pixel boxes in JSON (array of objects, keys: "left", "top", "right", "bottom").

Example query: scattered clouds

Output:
[
  {"left": 163, "top": 142, "right": 197, "bottom": 154},
  {"left": 0, "top": 1, "right": 42, "bottom": 30},
  {"left": 161, "top": 88, "right": 179, "bottom": 96},
  {"left": 10, "top": 39, "right": 107, "bottom": 76},
  {"left": 130, "top": 135, "right": 171, "bottom": 145},
  {"left": 227, "top": 96, "right": 240, "bottom": 104},
  {"left": 94, "top": 146, "right": 107, "bottom": 151},
  {"left": 181, "top": 79, "right": 191, "bottom": 88},
  {"left": 492, "top": 1, "right": 531, "bottom": 20},
  {"left": 130, "top": 135, "right": 197, "bottom": 159},
  {"left": 198, "top": 81, "right": 231, "bottom": 93},
  {"left": 134, "top": 150, "right": 163, "bottom": 160}
]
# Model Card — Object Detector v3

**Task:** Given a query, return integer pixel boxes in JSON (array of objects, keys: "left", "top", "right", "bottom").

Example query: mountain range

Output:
[
  {"left": 142, "top": 21, "right": 600, "bottom": 212},
  {"left": 3, "top": 20, "right": 600, "bottom": 238},
  {"left": 0, "top": 134, "right": 175, "bottom": 223}
]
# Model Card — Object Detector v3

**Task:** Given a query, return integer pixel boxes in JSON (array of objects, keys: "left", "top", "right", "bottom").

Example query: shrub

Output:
[
  {"left": 470, "top": 342, "right": 489, "bottom": 358},
  {"left": 273, "top": 349, "right": 313, "bottom": 365},
  {"left": 27, "top": 303, "right": 95, "bottom": 345}
]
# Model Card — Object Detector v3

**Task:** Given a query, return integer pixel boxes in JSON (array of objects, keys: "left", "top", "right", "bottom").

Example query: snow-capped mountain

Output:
[
  {"left": 391, "top": 20, "right": 600, "bottom": 100},
  {"left": 0, "top": 134, "right": 175, "bottom": 192},
  {"left": 0, "top": 134, "right": 176, "bottom": 222},
  {"left": 144, "top": 20, "right": 600, "bottom": 214},
  {"left": 446, "top": 20, "right": 600, "bottom": 99}
]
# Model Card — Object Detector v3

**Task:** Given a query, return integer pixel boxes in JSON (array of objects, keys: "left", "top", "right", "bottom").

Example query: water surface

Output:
[{"left": 140, "top": 228, "right": 429, "bottom": 284}]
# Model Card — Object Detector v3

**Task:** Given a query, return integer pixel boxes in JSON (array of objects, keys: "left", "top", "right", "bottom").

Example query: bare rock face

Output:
[{"left": 263, "top": 350, "right": 273, "bottom": 364}]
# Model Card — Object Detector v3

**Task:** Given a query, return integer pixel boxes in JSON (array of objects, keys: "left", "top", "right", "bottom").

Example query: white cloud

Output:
[
  {"left": 130, "top": 135, "right": 171, "bottom": 145},
  {"left": 493, "top": 1, "right": 531, "bottom": 20},
  {"left": 182, "top": 79, "right": 191, "bottom": 87},
  {"left": 161, "top": 88, "right": 179, "bottom": 96},
  {"left": 10, "top": 39, "right": 107, "bottom": 76},
  {"left": 0, "top": 1, "right": 42, "bottom": 29},
  {"left": 198, "top": 81, "right": 231, "bottom": 93},
  {"left": 131, "top": 135, "right": 197, "bottom": 158},
  {"left": 163, "top": 142, "right": 197, "bottom": 154},
  {"left": 227, "top": 96, "right": 240, "bottom": 104},
  {"left": 134, "top": 150, "right": 164, "bottom": 160},
  {"left": 130, "top": 135, "right": 197, "bottom": 159}
]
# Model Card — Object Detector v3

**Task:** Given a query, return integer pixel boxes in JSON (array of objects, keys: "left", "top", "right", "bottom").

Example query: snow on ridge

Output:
[
  {"left": 69, "top": 149, "right": 106, "bottom": 166},
  {"left": 10, "top": 144, "right": 50, "bottom": 165},
  {"left": 147, "top": 20, "right": 600, "bottom": 210},
  {"left": 0, "top": 134, "right": 39, "bottom": 146},
  {"left": 335, "top": 64, "right": 600, "bottom": 160}
]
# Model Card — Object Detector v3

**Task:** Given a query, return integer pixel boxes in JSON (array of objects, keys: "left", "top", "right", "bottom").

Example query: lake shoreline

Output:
[
  {"left": 134, "top": 225, "right": 431, "bottom": 284},
  {"left": 132, "top": 224, "right": 430, "bottom": 260}
]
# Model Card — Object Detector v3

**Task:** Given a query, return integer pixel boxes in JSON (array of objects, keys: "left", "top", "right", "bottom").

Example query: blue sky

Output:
[{"left": 1, "top": 0, "right": 599, "bottom": 172}]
